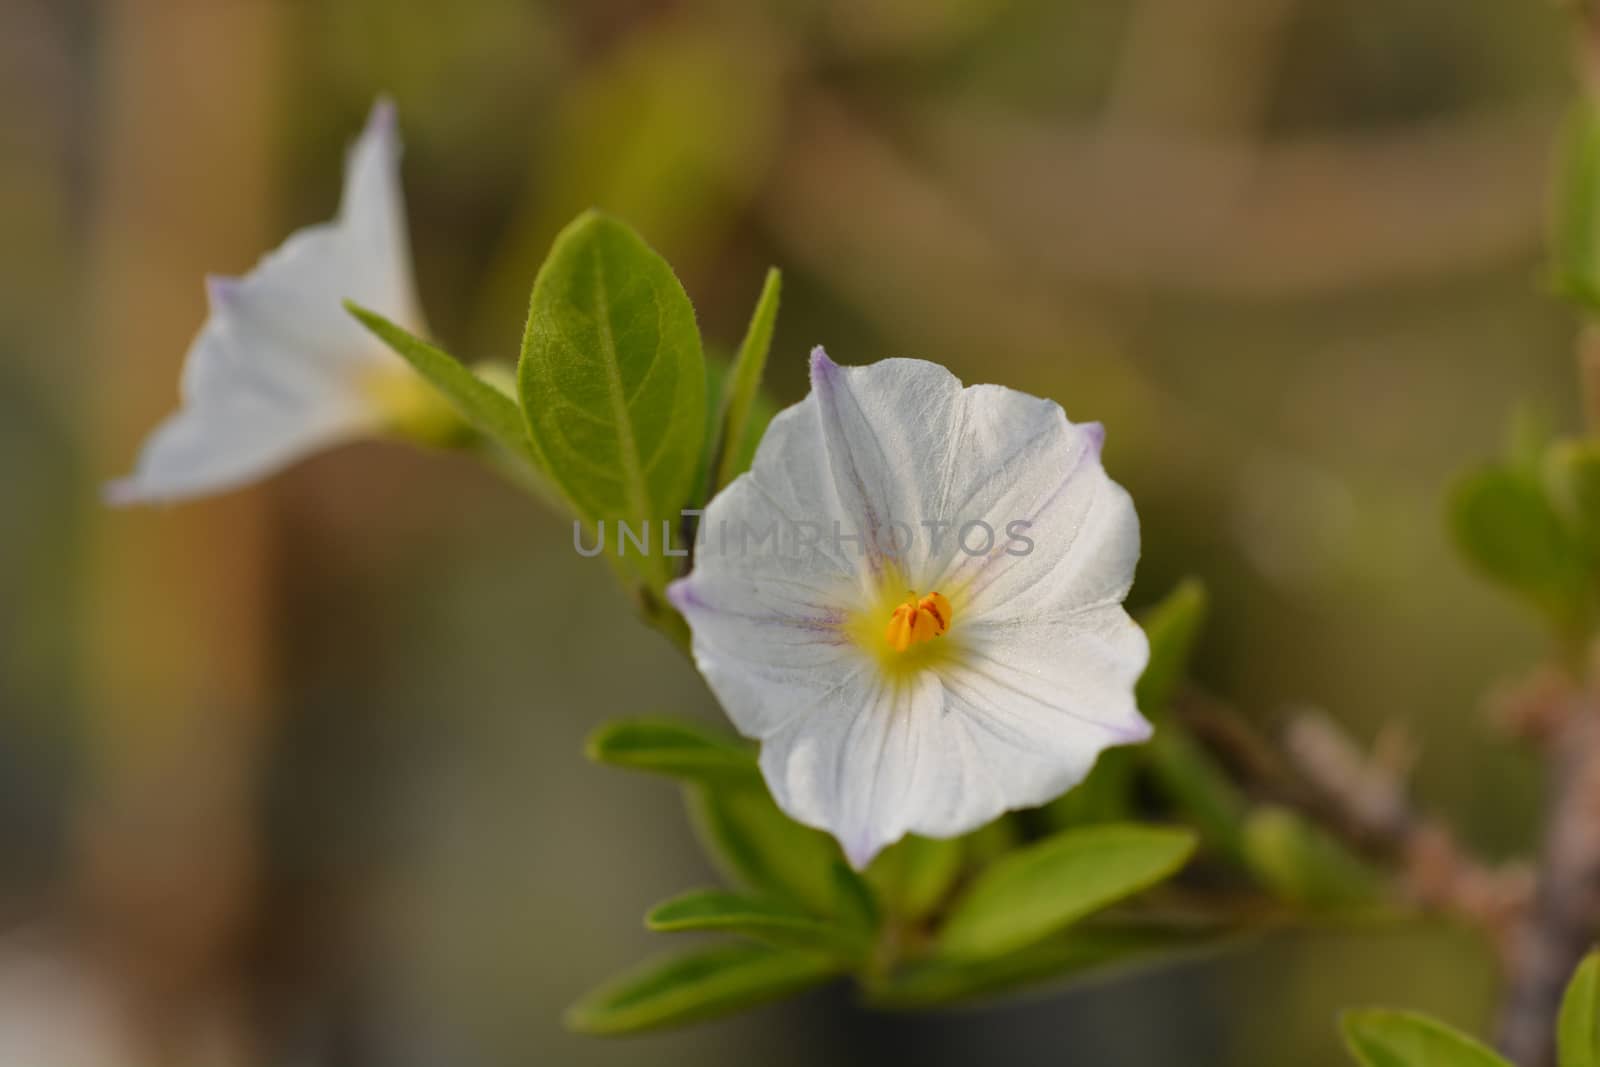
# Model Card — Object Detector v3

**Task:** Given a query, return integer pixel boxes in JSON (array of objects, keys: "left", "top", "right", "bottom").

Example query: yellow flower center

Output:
[
  {"left": 884, "top": 591, "right": 953, "bottom": 653},
  {"left": 846, "top": 580, "right": 962, "bottom": 679}
]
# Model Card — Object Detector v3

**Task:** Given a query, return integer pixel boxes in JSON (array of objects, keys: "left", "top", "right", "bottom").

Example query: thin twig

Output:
[
  {"left": 1280, "top": 710, "right": 1532, "bottom": 952},
  {"left": 1497, "top": 684, "right": 1600, "bottom": 1066},
  {"left": 1170, "top": 691, "right": 1531, "bottom": 941}
]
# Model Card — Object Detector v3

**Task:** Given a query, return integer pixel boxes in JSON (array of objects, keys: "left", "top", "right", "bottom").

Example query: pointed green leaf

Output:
[
  {"left": 1448, "top": 464, "right": 1594, "bottom": 632},
  {"left": 711, "top": 267, "right": 781, "bottom": 491},
  {"left": 585, "top": 717, "right": 758, "bottom": 783},
  {"left": 829, "top": 859, "right": 882, "bottom": 935},
  {"left": 869, "top": 921, "right": 1241, "bottom": 1010},
  {"left": 867, "top": 834, "right": 966, "bottom": 922},
  {"left": 1241, "top": 805, "right": 1384, "bottom": 908},
  {"left": 647, "top": 889, "right": 868, "bottom": 959},
  {"left": 686, "top": 782, "right": 844, "bottom": 917},
  {"left": 688, "top": 353, "right": 776, "bottom": 518},
  {"left": 939, "top": 824, "right": 1196, "bottom": 960},
  {"left": 518, "top": 211, "right": 707, "bottom": 586},
  {"left": 566, "top": 942, "right": 838, "bottom": 1035},
  {"left": 1341, "top": 1009, "right": 1512, "bottom": 1067},
  {"left": 1145, "top": 728, "right": 1249, "bottom": 860},
  {"left": 1560, "top": 950, "right": 1600, "bottom": 1067},
  {"left": 1136, "top": 578, "right": 1208, "bottom": 721},
  {"left": 346, "top": 303, "right": 539, "bottom": 466}
]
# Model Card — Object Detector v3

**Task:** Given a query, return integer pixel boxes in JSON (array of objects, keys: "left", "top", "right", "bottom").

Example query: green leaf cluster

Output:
[
  {"left": 1340, "top": 949, "right": 1600, "bottom": 1067},
  {"left": 570, "top": 715, "right": 1202, "bottom": 1034}
]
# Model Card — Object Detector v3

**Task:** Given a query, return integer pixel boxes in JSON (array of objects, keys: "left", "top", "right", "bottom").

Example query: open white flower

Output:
[
  {"left": 669, "top": 348, "right": 1151, "bottom": 867},
  {"left": 106, "top": 99, "right": 431, "bottom": 505}
]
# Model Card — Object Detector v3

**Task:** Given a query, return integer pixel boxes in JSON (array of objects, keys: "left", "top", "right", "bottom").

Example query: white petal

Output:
[
  {"left": 669, "top": 405, "right": 866, "bottom": 738},
  {"left": 807, "top": 347, "right": 965, "bottom": 582},
  {"left": 706, "top": 398, "right": 871, "bottom": 590},
  {"left": 102, "top": 391, "right": 368, "bottom": 506},
  {"left": 805, "top": 349, "right": 1115, "bottom": 599},
  {"left": 936, "top": 427, "right": 1142, "bottom": 624},
  {"left": 943, "top": 602, "right": 1151, "bottom": 798},
  {"left": 107, "top": 99, "right": 420, "bottom": 505},
  {"left": 757, "top": 669, "right": 982, "bottom": 868},
  {"left": 749, "top": 604, "right": 1149, "bottom": 868}
]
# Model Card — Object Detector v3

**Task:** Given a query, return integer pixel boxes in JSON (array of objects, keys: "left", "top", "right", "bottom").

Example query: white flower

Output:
[
  {"left": 669, "top": 348, "right": 1151, "bottom": 867},
  {"left": 106, "top": 99, "right": 429, "bottom": 505}
]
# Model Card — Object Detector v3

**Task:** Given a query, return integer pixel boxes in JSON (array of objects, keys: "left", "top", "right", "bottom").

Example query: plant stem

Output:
[{"left": 1496, "top": 683, "right": 1600, "bottom": 1066}]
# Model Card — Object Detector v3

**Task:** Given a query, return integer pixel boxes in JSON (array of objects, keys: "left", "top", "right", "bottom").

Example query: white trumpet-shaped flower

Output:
[
  {"left": 107, "top": 99, "right": 433, "bottom": 505},
  {"left": 670, "top": 348, "right": 1151, "bottom": 867}
]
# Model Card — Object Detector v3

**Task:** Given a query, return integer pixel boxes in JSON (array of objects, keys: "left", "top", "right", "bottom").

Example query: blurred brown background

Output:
[{"left": 0, "top": 0, "right": 1579, "bottom": 1063}]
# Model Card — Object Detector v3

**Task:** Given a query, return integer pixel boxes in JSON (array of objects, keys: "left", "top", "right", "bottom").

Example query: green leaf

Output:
[
  {"left": 1120, "top": 580, "right": 1230, "bottom": 847},
  {"left": 1552, "top": 97, "right": 1600, "bottom": 313},
  {"left": 647, "top": 889, "right": 868, "bottom": 959},
  {"left": 869, "top": 921, "right": 1241, "bottom": 1010},
  {"left": 346, "top": 303, "right": 539, "bottom": 466},
  {"left": 1448, "top": 464, "right": 1594, "bottom": 632},
  {"left": 1241, "top": 805, "right": 1384, "bottom": 908},
  {"left": 585, "top": 717, "right": 758, "bottom": 783},
  {"left": 1341, "top": 1009, "right": 1512, "bottom": 1067},
  {"left": 1145, "top": 728, "right": 1249, "bottom": 860},
  {"left": 686, "top": 782, "right": 845, "bottom": 917},
  {"left": 1136, "top": 578, "right": 1208, "bottom": 722},
  {"left": 518, "top": 211, "right": 707, "bottom": 586},
  {"left": 938, "top": 824, "right": 1196, "bottom": 960},
  {"left": 867, "top": 834, "right": 966, "bottom": 922},
  {"left": 566, "top": 942, "right": 838, "bottom": 1036},
  {"left": 688, "top": 353, "right": 777, "bottom": 517},
  {"left": 710, "top": 268, "right": 781, "bottom": 492},
  {"left": 829, "top": 859, "right": 882, "bottom": 935},
  {"left": 1560, "top": 950, "right": 1600, "bottom": 1067}
]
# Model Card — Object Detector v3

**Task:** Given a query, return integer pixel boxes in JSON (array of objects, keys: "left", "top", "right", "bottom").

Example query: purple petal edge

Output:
[
  {"left": 367, "top": 95, "right": 398, "bottom": 142},
  {"left": 843, "top": 828, "right": 892, "bottom": 870},
  {"left": 1079, "top": 420, "right": 1106, "bottom": 457},
  {"left": 666, "top": 578, "right": 700, "bottom": 612},
  {"left": 205, "top": 274, "right": 240, "bottom": 307},
  {"left": 808, "top": 345, "right": 837, "bottom": 387}
]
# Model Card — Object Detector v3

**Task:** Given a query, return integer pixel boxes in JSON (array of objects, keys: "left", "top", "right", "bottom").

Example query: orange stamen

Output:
[{"left": 884, "top": 591, "right": 953, "bottom": 653}]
